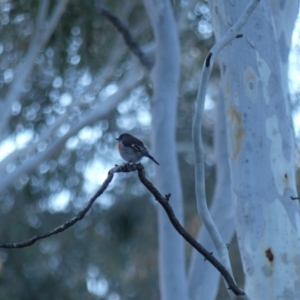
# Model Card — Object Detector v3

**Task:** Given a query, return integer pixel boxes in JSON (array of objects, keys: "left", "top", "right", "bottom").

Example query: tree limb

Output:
[
  {"left": 188, "top": 91, "right": 235, "bottom": 300},
  {"left": 137, "top": 164, "right": 245, "bottom": 297},
  {"left": 94, "top": 0, "right": 153, "bottom": 70},
  {"left": 0, "top": 162, "right": 245, "bottom": 296},
  {"left": 0, "top": 164, "right": 135, "bottom": 248}
]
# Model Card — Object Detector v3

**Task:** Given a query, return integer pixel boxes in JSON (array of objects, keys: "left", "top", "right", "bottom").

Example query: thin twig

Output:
[{"left": 94, "top": 0, "right": 153, "bottom": 69}]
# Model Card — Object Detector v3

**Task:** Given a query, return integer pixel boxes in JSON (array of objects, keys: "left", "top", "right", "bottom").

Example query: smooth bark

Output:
[
  {"left": 210, "top": 0, "right": 300, "bottom": 298},
  {"left": 192, "top": 1, "right": 259, "bottom": 298},
  {"left": 143, "top": 1, "right": 189, "bottom": 299}
]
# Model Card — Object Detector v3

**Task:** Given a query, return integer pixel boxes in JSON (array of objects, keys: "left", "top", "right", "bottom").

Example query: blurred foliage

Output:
[{"left": 0, "top": 0, "right": 236, "bottom": 299}]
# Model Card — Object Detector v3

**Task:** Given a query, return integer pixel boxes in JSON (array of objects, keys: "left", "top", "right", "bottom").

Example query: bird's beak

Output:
[{"left": 116, "top": 138, "right": 119, "bottom": 141}]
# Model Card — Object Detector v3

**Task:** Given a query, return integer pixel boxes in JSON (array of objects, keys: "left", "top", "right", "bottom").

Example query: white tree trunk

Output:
[
  {"left": 210, "top": 0, "right": 300, "bottom": 298},
  {"left": 143, "top": 1, "right": 189, "bottom": 299}
]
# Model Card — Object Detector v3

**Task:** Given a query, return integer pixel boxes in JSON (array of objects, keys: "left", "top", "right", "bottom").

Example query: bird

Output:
[{"left": 116, "top": 133, "right": 159, "bottom": 165}]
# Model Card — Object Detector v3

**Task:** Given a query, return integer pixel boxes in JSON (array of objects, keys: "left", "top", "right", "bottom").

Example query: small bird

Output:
[{"left": 116, "top": 133, "right": 159, "bottom": 165}]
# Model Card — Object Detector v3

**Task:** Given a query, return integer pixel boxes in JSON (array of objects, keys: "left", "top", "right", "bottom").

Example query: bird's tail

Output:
[{"left": 147, "top": 154, "right": 159, "bottom": 165}]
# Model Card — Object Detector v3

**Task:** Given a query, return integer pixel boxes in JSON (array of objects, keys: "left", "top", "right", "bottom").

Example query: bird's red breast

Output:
[{"left": 117, "top": 141, "right": 122, "bottom": 152}]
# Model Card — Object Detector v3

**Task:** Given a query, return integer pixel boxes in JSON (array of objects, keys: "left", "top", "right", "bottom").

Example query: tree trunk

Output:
[
  {"left": 209, "top": 0, "right": 300, "bottom": 298},
  {"left": 143, "top": 1, "right": 189, "bottom": 299}
]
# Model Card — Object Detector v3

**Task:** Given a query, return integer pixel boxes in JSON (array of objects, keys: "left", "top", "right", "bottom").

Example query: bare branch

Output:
[
  {"left": 0, "top": 162, "right": 245, "bottom": 297},
  {"left": 136, "top": 165, "right": 245, "bottom": 297},
  {"left": 188, "top": 91, "right": 235, "bottom": 299},
  {"left": 0, "top": 163, "right": 135, "bottom": 248},
  {"left": 192, "top": 0, "right": 260, "bottom": 282},
  {"left": 94, "top": 0, "right": 153, "bottom": 70},
  {"left": 35, "top": 0, "right": 50, "bottom": 31},
  {"left": 42, "top": 0, "right": 69, "bottom": 45}
]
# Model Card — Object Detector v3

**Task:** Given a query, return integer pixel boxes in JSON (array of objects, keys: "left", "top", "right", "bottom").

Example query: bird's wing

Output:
[
  {"left": 132, "top": 143, "right": 159, "bottom": 165},
  {"left": 131, "top": 143, "right": 148, "bottom": 155}
]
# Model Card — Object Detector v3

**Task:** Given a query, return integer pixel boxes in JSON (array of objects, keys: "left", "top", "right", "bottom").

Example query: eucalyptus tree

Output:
[{"left": 202, "top": 0, "right": 300, "bottom": 299}]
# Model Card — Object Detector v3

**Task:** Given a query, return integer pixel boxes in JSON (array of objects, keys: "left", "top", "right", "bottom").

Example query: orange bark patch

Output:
[{"left": 228, "top": 102, "right": 245, "bottom": 160}]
